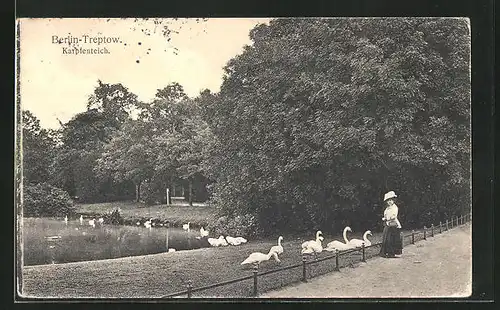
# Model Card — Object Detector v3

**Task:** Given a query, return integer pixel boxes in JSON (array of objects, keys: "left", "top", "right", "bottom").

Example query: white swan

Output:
[
  {"left": 88, "top": 219, "right": 96, "bottom": 228},
  {"left": 218, "top": 235, "right": 228, "bottom": 246},
  {"left": 200, "top": 227, "right": 209, "bottom": 237},
  {"left": 207, "top": 237, "right": 220, "bottom": 246},
  {"left": 270, "top": 236, "right": 284, "bottom": 255},
  {"left": 325, "top": 226, "right": 355, "bottom": 252},
  {"left": 226, "top": 236, "right": 242, "bottom": 246},
  {"left": 144, "top": 218, "right": 152, "bottom": 229},
  {"left": 98, "top": 218, "right": 104, "bottom": 225},
  {"left": 348, "top": 230, "right": 373, "bottom": 247},
  {"left": 235, "top": 237, "right": 248, "bottom": 244},
  {"left": 168, "top": 248, "right": 176, "bottom": 253},
  {"left": 79, "top": 215, "right": 83, "bottom": 225},
  {"left": 182, "top": 222, "right": 190, "bottom": 232},
  {"left": 241, "top": 249, "right": 280, "bottom": 266},
  {"left": 301, "top": 231, "right": 324, "bottom": 259},
  {"left": 301, "top": 230, "right": 323, "bottom": 249}
]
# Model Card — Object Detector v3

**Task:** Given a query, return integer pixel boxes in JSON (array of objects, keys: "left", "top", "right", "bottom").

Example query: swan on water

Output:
[{"left": 200, "top": 227, "right": 209, "bottom": 237}]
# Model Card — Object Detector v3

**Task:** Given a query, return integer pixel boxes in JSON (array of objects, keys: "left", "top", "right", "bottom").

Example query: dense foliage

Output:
[
  {"left": 205, "top": 18, "right": 471, "bottom": 234},
  {"left": 23, "top": 183, "right": 76, "bottom": 217}
]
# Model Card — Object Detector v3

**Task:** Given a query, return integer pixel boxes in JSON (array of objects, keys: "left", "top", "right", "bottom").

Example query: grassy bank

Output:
[
  {"left": 22, "top": 227, "right": 410, "bottom": 298},
  {"left": 75, "top": 201, "right": 216, "bottom": 228}
]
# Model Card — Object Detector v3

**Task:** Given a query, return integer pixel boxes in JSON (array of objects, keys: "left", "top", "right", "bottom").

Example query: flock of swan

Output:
[
  {"left": 240, "top": 227, "right": 372, "bottom": 267},
  {"left": 63, "top": 216, "right": 373, "bottom": 268}
]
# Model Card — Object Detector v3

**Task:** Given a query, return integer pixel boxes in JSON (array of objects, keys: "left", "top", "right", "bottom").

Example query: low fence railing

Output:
[{"left": 161, "top": 211, "right": 472, "bottom": 298}]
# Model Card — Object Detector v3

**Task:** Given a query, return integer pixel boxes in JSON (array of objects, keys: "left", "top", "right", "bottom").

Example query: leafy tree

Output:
[
  {"left": 207, "top": 18, "right": 470, "bottom": 234},
  {"left": 22, "top": 110, "right": 57, "bottom": 184},
  {"left": 23, "top": 182, "right": 75, "bottom": 217},
  {"left": 53, "top": 81, "right": 140, "bottom": 201}
]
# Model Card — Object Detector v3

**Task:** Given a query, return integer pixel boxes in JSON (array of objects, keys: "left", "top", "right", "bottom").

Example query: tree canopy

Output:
[{"left": 206, "top": 18, "right": 471, "bottom": 234}]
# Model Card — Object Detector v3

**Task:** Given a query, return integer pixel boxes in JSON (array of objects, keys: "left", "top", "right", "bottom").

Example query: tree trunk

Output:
[
  {"left": 135, "top": 182, "right": 141, "bottom": 202},
  {"left": 188, "top": 178, "right": 193, "bottom": 206}
]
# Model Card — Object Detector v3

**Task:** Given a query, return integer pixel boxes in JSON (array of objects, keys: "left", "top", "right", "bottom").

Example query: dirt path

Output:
[{"left": 262, "top": 224, "right": 472, "bottom": 298}]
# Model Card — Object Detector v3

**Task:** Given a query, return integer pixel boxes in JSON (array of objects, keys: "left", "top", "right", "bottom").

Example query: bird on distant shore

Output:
[
  {"left": 200, "top": 227, "right": 209, "bottom": 237},
  {"left": 88, "top": 219, "right": 96, "bottom": 228},
  {"left": 183, "top": 222, "right": 190, "bottom": 232}
]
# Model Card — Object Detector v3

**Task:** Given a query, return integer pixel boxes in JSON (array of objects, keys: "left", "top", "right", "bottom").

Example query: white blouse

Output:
[{"left": 384, "top": 205, "right": 402, "bottom": 228}]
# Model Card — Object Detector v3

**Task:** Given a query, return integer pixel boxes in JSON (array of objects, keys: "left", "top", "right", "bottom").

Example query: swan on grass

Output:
[
  {"left": 348, "top": 230, "right": 373, "bottom": 247},
  {"left": 182, "top": 222, "right": 190, "bottom": 232},
  {"left": 269, "top": 236, "right": 284, "bottom": 255},
  {"left": 226, "top": 236, "right": 242, "bottom": 246},
  {"left": 301, "top": 231, "right": 324, "bottom": 259},
  {"left": 235, "top": 237, "right": 247, "bottom": 244},
  {"left": 325, "top": 226, "right": 355, "bottom": 252},
  {"left": 208, "top": 236, "right": 228, "bottom": 247},
  {"left": 241, "top": 249, "right": 280, "bottom": 267}
]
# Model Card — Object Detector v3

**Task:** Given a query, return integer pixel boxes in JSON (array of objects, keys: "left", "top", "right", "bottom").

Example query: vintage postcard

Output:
[{"left": 15, "top": 17, "right": 472, "bottom": 299}]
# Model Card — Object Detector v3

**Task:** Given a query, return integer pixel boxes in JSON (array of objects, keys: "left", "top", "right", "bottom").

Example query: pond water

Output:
[{"left": 22, "top": 218, "right": 211, "bottom": 266}]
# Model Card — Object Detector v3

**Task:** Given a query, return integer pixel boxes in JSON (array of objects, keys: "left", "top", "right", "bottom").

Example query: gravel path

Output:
[{"left": 262, "top": 224, "right": 472, "bottom": 298}]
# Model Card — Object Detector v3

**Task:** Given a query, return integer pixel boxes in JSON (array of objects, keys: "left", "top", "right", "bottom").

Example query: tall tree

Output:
[
  {"left": 207, "top": 18, "right": 470, "bottom": 233},
  {"left": 22, "top": 110, "right": 57, "bottom": 184}
]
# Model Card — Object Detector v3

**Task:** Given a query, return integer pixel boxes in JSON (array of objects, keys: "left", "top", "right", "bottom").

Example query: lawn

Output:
[{"left": 75, "top": 201, "right": 216, "bottom": 228}]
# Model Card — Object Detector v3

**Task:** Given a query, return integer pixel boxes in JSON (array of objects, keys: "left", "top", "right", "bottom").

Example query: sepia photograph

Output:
[{"left": 15, "top": 17, "right": 472, "bottom": 299}]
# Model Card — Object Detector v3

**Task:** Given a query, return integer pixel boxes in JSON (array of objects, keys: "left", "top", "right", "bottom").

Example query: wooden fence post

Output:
[
  {"left": 186, "top": 280, "right": 192, "bottom": 298},
  {"left": 423, "top": 226, "right": 427, "bottom": 240},
  {"left": 431, "top": 224, "right": 434, "bottom": 237},
  {"left": 253, "top": 264, "right": 258, "bottom": 297},
  {"left": 334, "top": 249, "right": 340, "bottom": 271},
  {"left": 439, "top": 221, "right": 442, "bottom": 233},
  {"left": 302, "top": 256, "right": 307, "bottom": 282},
  {"left": 361, "top": 243, "right": 366, "bottom": 262},
  {"left": 411, "top": 230, "right": 415, "bottom": 244}
]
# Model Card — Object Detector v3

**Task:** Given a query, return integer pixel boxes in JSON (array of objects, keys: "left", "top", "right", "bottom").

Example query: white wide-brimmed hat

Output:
[{"left": 383, "top": 191, "right": 397, "bottom": 201}]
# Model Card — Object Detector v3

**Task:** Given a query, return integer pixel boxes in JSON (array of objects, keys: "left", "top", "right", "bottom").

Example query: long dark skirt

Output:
[{"left": 379, "top": 225, "right": 403, "bottom": 257}]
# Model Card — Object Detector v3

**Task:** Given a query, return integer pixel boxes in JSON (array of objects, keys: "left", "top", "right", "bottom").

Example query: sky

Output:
[{"left": 18, "top": 18, "right": 270, "bottom": 129}]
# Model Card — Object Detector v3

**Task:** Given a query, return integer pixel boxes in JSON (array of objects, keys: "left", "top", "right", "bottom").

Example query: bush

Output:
[
  {"left": 103, "top": 208, "right": 124, "bottom": 225},
  {"left": 23, "top": 182, "right": 75, "bottom": 217},
  {"left": 207, "top": 213, "right": 262, "bottom": 238}
]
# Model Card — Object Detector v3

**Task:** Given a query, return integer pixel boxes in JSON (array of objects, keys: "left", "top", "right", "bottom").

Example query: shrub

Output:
[
  {"left": 23, "top": 182, "right": 75, "bottom": 217},
  {"left": 103, "top": 208, "right": 124, "bottom": 225},
  {"left": 208, "top": 213, "right": 262, "bottom": 238}
]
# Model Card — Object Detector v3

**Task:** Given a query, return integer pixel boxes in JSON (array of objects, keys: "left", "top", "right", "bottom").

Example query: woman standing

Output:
[{"left": 379, "top": 191, "right": 403, "bottom": 258}]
